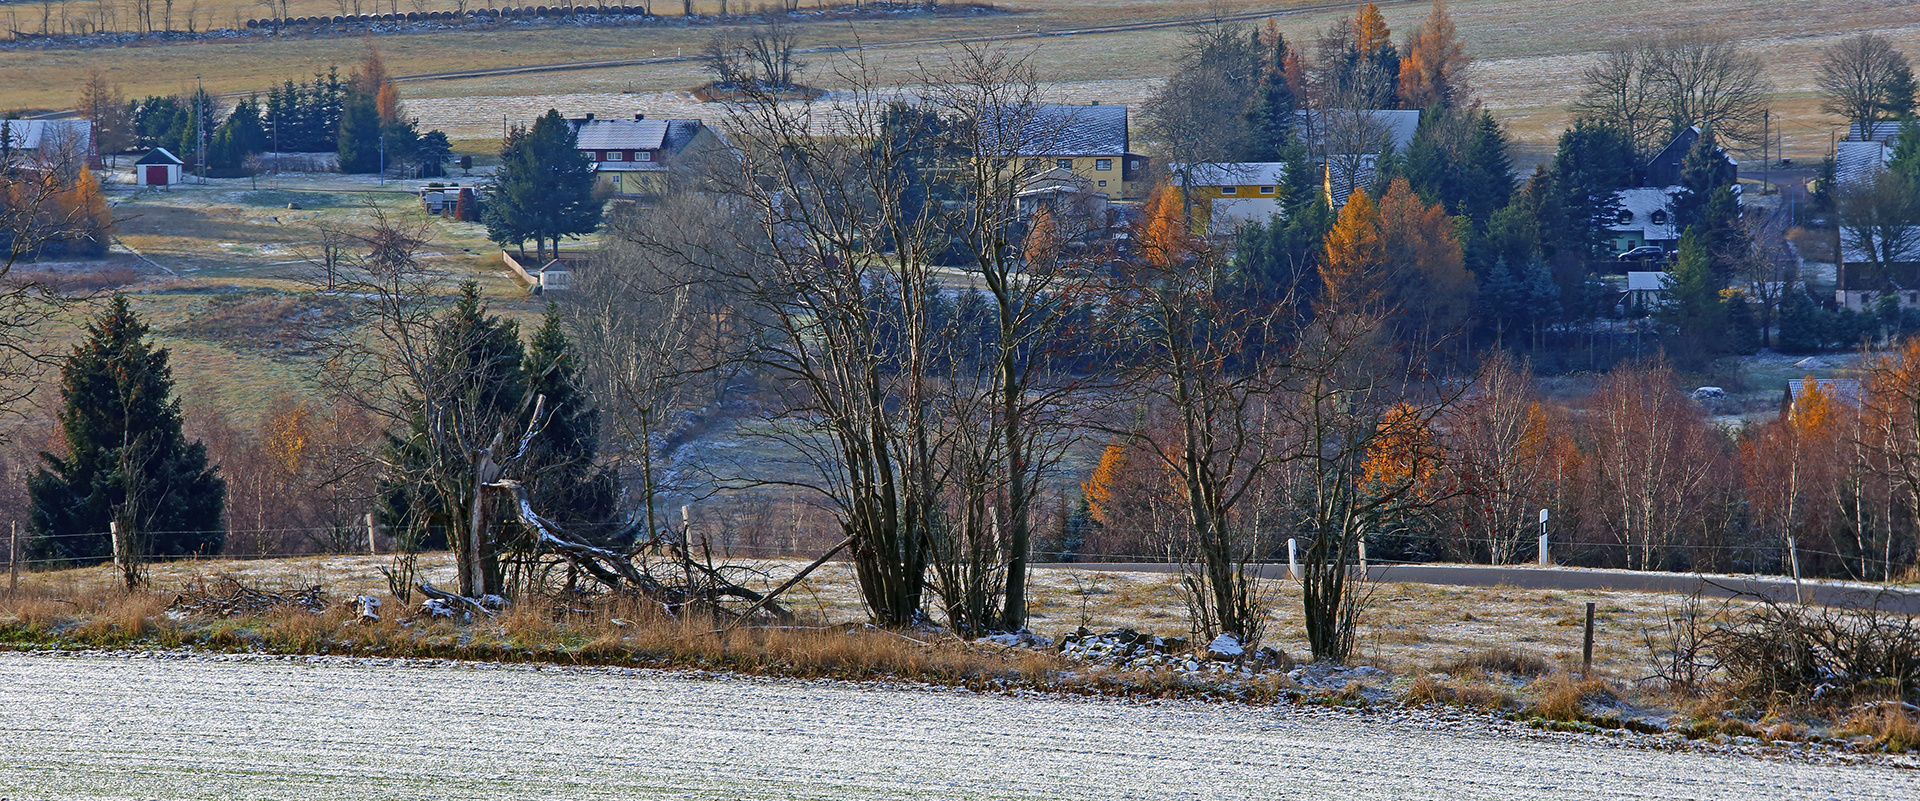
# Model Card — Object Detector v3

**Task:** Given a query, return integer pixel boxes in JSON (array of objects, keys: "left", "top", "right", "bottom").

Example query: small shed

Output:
[
  {"left": 537, "top": 259, "right": 573, "bottom": 292},
  {"left": 135, "top": 148, "right": 184, "bottom": 187}
]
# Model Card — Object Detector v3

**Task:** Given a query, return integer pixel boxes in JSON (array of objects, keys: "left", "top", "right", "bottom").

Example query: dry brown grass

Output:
[
  {"left": 1842, "top": 703, "right": 1920, "bottom": 753},
  {"left": 1434, "top": 647, "right": 1552, "bottom": 680},
  {"left": 1528, "top": 673, "right": 1618, "bottom": 723},
  {"left": 1406, "top": 673, "right": 1513, "bottom": 711}
]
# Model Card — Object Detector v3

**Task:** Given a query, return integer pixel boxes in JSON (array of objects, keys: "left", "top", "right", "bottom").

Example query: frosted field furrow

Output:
[{"left": 2, "top": 653, "right": 1916, "bottom": 800}]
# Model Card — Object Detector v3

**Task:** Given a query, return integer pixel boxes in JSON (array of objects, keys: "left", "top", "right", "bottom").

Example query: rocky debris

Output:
[
  {"left": 1053, "top": 628, "right": 1288, "bottom": 676},
  {"left": 167, "top": 575, "right": 327, "bottom": 619},
  {"left": 975, "top": 630, "right": 1053, "bottom": 649},
  {"left": 1288, "top": 663, "right": 1390, "bottom": 699},
  {"left": 419, "top": 598, "right": 461, "bottom": 619},
  {"left": 1207, "top": 633, "right": 1245, "bottom": 660}
]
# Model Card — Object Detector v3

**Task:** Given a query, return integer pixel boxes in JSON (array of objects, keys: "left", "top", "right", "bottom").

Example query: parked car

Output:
[{"left": 1617, "top": 245, "right": 1665, "bottom": 261}]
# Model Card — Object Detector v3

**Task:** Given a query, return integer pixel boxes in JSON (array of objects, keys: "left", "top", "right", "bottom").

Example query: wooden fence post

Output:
[
  {"left": 110, "top": 520, "right": 123, "bottom": 572},
  {"left": 9, "top": 521, "right": 18, "bottom": 597},
  {"left": 1582, "top": 601, "right": 1596, "bottom": 673}
]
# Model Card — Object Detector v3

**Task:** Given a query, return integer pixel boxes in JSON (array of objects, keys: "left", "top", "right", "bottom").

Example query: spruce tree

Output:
[
  {"left": 336, "top": 90, "right": 382, "bottom": 174},
  {"left": 521, "top": 305, "right": 621, "bottom": 545},
  {"left": 29, "top": 297, "right": 225, "bottom": 567},
  {"left": 483, "top": 110, "right": 603, "bottom": 260}
]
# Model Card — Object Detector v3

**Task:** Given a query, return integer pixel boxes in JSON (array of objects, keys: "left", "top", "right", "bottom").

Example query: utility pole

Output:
[
  {"left": 196, "top": 75, "right": 207, "bottom": 184},
  {"left": 1763, "top": 110, "right": 1770, "bottom": 196}
]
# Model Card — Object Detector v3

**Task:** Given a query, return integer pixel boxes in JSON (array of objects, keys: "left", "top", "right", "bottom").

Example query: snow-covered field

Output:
[{"left": 3, "top": 652, "right": 1914, "bottom": 800}]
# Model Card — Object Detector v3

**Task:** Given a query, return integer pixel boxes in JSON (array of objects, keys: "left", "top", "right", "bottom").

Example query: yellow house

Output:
[
  {"left": 996, "top": 103, "right": 1148, "bottom": 200},
  {"left": 1172, "top": 162, "right": 1289, "bottom": 235}
]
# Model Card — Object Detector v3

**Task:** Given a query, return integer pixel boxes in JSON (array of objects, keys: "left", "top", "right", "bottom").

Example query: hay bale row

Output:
[{"left": 243, "top": 5, "right": 647, "bottom": 27}]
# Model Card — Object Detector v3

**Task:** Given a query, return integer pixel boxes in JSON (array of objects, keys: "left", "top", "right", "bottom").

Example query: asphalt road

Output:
[
  {"left": 3, "top": 652, "right": 1915, "bottom": 800},
  {"left": 1036, "top": 562, "right": 1920, "bottom": 614}
]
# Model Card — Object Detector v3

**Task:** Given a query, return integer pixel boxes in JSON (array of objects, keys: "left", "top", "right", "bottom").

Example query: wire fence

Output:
[{"left": 2, "top": 522, "right": 1907, "bottom": 586}]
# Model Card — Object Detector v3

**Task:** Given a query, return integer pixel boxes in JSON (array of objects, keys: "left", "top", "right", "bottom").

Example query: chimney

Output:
[
  {"left": 634, "top": 113, "right": 645, "bottom": 121},
  {"left": 584, "top": 113, "right": 595, "bottom": 121}
]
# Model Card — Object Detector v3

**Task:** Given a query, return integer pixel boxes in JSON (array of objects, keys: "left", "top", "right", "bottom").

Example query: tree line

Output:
[{"left": 78, "top": 45, "right": 452, "bottom": 177}]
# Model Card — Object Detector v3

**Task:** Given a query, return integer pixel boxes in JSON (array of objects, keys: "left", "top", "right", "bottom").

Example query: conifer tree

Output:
[
  {"left": 29, "top": 297, "right": 225, "bottom": 569},
  {"left": 483, "top": 110, "right": 602, "bottom": 260},
  {"left": 336, "top": 90, "right": 382, "bottom": 174},
  {"left": 375, "top": 283, "right": 527, "bottom": 558},
  {"left": 521, "top": 305, "right": 621, "bottom": 544}
]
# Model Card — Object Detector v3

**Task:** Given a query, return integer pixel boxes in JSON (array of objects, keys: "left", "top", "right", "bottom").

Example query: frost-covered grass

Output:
[
  {"left": 5, "top": 651, "right": 1917, "bottom": 799},
  {"left": 7, "top": 553, "right": 1917, "bottom": 754}
]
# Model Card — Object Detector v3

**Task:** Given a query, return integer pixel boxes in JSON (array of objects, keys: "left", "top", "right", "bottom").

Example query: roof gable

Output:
[
  {"left": 1296, "top": 109, "right": 1421, "bottom": 155},
  {"left": 136, "top": 147, "right": 184, "bottom": 165},
  {"left": 987, "top": 104, "right": 1129, "bottom": 157},
  {"left": 1, "top": 119, "right": 91, "bottom": 151}
]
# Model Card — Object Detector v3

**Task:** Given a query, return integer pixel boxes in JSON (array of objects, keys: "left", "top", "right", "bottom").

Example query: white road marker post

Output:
[
  {"left": 1537, "top": 508, "right": 1551, "bottom": 567},
  {"left": 1287, "top": 538, "right": 1300, "bottom": 580},
  {"left": 1358, "top": 538, "right": 1368, "bottom": 574},
  {"left": 366, "top": 513, "right": 378, "bottom": 556}
]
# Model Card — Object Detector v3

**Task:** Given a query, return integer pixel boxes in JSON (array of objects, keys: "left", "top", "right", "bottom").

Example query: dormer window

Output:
[
  {"left": 608, "top": 151, "right": 625, "bottom": 161},
  {"left": 1650, "top": 209, "right": 1668, "bottom": 225},
  {"left": 1618, "top": 210, "right": 1633, "bottom": 225},
  {"left": 638, "top": 152, "right": 653, "bottom": 162}
]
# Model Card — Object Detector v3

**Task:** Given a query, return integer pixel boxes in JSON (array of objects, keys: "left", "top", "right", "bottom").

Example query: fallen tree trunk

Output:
[{"left": 490, "top": 479, "right": 794, "bottom": 624}]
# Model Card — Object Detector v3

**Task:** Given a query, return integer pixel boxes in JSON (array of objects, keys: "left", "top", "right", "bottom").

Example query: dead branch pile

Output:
[
  {"left": 493, "top": 479, "right": 798, "bottom": 625},
  {"left": 1646, "top": 589, "right": 1920, "bottom": 704},
  {"left": 169, "top": 575, "right": 328, "bottom": 618}
]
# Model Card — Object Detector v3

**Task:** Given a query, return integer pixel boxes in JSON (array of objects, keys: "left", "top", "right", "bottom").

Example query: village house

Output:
[
  {"left": 1294, "top": 108, "right": 1420, "bottom": 206},
  {"left": 1, "top": 119, "right": 101, "bottom": 173},
  {"left": 995, "top": 103, "right": 1147, "bottom": 200},
  {"left": 1015, "top": 167, "right": 1110, "bottom": 238},
  {"left": 1170, "top": 162, "right": 1288, "bottom": 235},
  {"left": 1606, "top": 126, "right": 1737, "bottom": 256},
  {"left": 565, "top": 114, "right": 723, "bottom": 198}
]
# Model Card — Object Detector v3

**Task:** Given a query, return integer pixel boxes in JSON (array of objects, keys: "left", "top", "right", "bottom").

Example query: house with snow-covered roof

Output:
[{"left": 564, "top": 113, "right": 725, "bottom": 197}]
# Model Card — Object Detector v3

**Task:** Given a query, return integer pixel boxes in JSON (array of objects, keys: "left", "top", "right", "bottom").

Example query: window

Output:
[
  {"left": 1259, "top": 186, "right": 1275, "bottom": 195},
  {"left": 638, "top": 151, "right": 654, "bottom": 162},
  {"left": 1024, "top": 158, "right": 1042, "bottom": 170},
  {"left": 1130, "top": 159, "right": 1141, "bottom": 169},
  {"left": 608, "top": 151, "right": 625, "bottom": 161},
  {"left": 1650, "top": 209, "right": 1668, "bottom": 225},
  {"left": 1617, "top": 210, "right": 1633, "bottom": 224},
  {"left": 1095, "top": 158, "right": 1113, "bottom": 171},
  {"left": 1057, "top": 158, "right": 1073, "bottom": 170},
  {"left": 1097, "top": 180, "right": 1107, "bottom": 187},
  {"left": 1221, "top": 187, "right": 1238, "bottom": 195},
  {"left": 611, "top": 174, "right": 623, "bottom": 191}
]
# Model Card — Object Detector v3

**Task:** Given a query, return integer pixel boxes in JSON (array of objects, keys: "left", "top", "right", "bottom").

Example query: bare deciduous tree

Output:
[
  {"left": 1818, "top": 33, "right": 1916, "bottom": 140},
  {"left": 1574, "top": 31, "right": 1771, "bottom": 152}
]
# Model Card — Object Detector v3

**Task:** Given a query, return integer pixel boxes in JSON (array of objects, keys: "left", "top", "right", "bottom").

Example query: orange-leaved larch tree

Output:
[
  {"left": 1398, "top": 1, "right": 1469, "bottom": 110},
  {"left": 1377, "top": 177, "right": 1474, "bottom": 347},
  {"left": 1354, "top": 2, "right": 1393, "bottom": 56},
  {"left": 1320, "top": 189, "right": 1385, "bottom": 315},
  {"left": 1362, "top": 402, "right": 1442, "bottom": 499}
]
